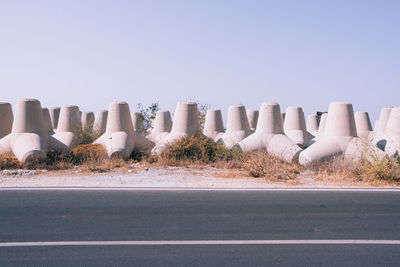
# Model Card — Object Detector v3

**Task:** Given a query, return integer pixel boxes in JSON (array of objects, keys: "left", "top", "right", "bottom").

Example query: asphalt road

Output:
[{"left": 1, "top": 189, "right": 400, "bottom": 266}]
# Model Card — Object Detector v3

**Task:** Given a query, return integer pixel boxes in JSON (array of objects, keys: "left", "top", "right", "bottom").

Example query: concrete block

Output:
[
  {"left": 284, "top": 106, "right": 314, "bottom": 145},
  {"left": 93, "top": 110, "right": 108, "bottom": 134},
  {"left": 246, "top": 109, "right": 259, "bottom": 132},
  {"left": 235, "top": 102, "right": 302, "bottom": 163},
  {"left": 152, "top": 102, "right": 200, "bottom": 154},
  {"left": 94, "top": 101, "right": 136, "bottom": 159},
  {"left": 299, "top": 102, "right": 384, "bottom": 165},
  {"left": 53, "top": 105, "right": 82, "bottom": 148},
  {"left": 216, "top": 104, "right": 251, "bottom": 149},
  {"left": 148, "top": 110, "right": 172, "bottom": 145},
  {"left": 49, "top": 107, "right": 60, "bottom": 131},
  {"left": 203, "top": 109, "right": 224, "bottom": 140},
  {"left": 0, "top": 102, "right": 13, "bottom": 139},
  {"left": 0, "top": 99, "right": 67, "bottom": 164}
]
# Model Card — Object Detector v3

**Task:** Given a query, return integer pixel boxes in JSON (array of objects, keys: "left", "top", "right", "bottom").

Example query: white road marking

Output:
[
  {"left": 0, "top": 187, "right": 399, "bottom": 192},
  {"left": 1, "top": 240, "right": 400, "bottom": 247}
]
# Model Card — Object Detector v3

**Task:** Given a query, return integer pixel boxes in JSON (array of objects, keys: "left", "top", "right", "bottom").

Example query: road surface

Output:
[{"left": 0, "top": 188, "right": 400, "bottom": 266}]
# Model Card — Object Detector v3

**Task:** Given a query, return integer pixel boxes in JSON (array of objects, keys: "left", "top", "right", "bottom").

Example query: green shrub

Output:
[{"left": 160, "top": 134, "right": 238, "bottom": 165}]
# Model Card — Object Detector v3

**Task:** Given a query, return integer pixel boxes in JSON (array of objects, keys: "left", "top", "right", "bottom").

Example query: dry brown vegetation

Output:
[
  {"left": 1, "top": 134, "right": 400, "bottom": 186},
  {"left": 0, "top": 153, "right": 23, "bottom": 169},
  {"left": 159, "top": 134, "right": 239, "bottom": 165}
]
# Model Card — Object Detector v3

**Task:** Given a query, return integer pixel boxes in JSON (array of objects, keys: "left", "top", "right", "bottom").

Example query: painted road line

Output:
[{"left": 1, "top": 240, "right": 400, "bottom": 247}]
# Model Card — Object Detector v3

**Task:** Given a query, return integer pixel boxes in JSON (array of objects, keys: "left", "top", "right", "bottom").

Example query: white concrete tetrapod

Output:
[
  {"left": 0, "top": 99, "right": 67, "bottom": 164},
  {"left": 0, "top": 102, "right": 13, "bottom": 139},
  {"left": 372, "top": 107, "right": 393, "bottom": 150},
  {"left": 81, "top": 112, "right": 95, "bottom": 131},
  {"left": 49, "top": 107, "right": 60, "bottom": 130},
  {"left": 216, "top": 104, "right": 251, "bottom": 149},
  {"left": 42, "top": 108, "right": 54, "bottom": 133},
  {"left": 53, "top": 105, "right": 82, "bottom": 149},
  {"left": 317, "top": 113, "right": 328, "bottom": 137},
  {"left": 354, "top": 111, "right": 373, "bottom": 141},
  {"left": 373, "top": 120, "right": 379, "bottom": 132},
  {"left": 304, "top": 113, "right": 328, "bottom": 148},
  {"left": 306, "top": 114, "right": 319, "bottom": 137},
  {"left": 381, "top": 107, "right": 400, "bottom": 157},
  {"left": 203, "top": 109, "right": 225, "bottom": 140},
  {"left": 147, "top": 110, "right": 172, "bottom": 145},
  {"left": 152, "top": 102, "right": 200, "bottom": 154},
  {"left": 132, "top": 113, "right": 144, "bottom": 134},
  {"left": 246, "top": 110, "right": 259, "bottom": 132},
  {"left": 93, "top": 110, "right": 108, "bottom": 135},
  {"left": 235, "top": 102, "right": 302, "bottom": 163},
  {"left": 299, "top": 102, "right": 385, "bottom": 166},
  {"left": 94, "top": 102, "right": 136, "bottom": 159},
  {"left": 284, "top": 106, "right": 314, "bottom": 146}
]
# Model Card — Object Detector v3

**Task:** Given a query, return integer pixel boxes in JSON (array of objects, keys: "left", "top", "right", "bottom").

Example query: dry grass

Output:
[
  {"left": 240, "top": 151, "right": 303, "bottom": 180},
  {"left": 308, "top": 155, "right": 400, "bottom": 185},
  {"left": 159, "top": 134, "right": 239, "bottom": 166},
  {"left": 352, "top": 156, "right": 400, "bottom": 183},
  {"left": 0, "top": 153, "right": 23, "bottom": 169},
  {"left": 71, "top": 144, "right": 130, "bottom": 172}
]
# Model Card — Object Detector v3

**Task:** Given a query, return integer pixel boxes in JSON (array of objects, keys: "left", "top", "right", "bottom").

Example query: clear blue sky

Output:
[{"left": 1, "top": 0, "right": 399, "bottom": 123}]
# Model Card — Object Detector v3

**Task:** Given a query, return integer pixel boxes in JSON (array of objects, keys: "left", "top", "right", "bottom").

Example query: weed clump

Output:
[
  {"left": 0, "top": 153, "right": 23, "bottom": 169},
  {"left": 160, "top": 134, "right": 238, "bottom": 165},
  {"left": 71, "top": 144, "right": 108, "bottom": 164},
  {"left": 73, "top": 126, "right": 103, "bottom": 145},
  {"left": 353, "top": 156, "right": 400, "bottom": 183}
]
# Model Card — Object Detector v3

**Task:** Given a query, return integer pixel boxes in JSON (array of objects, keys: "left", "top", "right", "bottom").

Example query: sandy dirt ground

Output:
[{"left": 0, "top": 165, "right": 399, "bottom": 188}]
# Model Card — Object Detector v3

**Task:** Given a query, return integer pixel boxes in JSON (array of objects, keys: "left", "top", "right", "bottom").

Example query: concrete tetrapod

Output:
[
  {"left": 235, "top": 102, "right": 302, "bottom": 163},
  {"left": 81, "top": 112, "right": 95, "bottom": 131},
  {"left": 216, "top": 104, "right": 251, "bottom": 149},
  {"left": 317, "top": 113, "right": 328, "bottom": 137},
  {"left": 354, "top": 111, "right": 373, "bottom": 141},
  {"left": 304, "top": 113, "right": 327, "bottom": 148},
  {"left": 203, "top": 109, "right": 225, "bottom": 140},
  {"left": 284, "top": 106, "right": 314, "bottom": 146},
  {"left": 0, "top": 99, "right": 67, "bottom": 164},
  {"left": 247, "top": 110, "right": 259, "bottom": 132},
  {"left": 0, "top": 103, "right": 13, "bottom": 139},
  {"left": 49, "top": 107, "right": 60, "bottom": 130},
  {"left": 152, "top": 102, "right": 200, "bottom": 155},
  {"left": 53, "top": 105, "right": 82, "bottom": 149},
  {"left": 299, "top": 102, "right": 385, "bottom": 166},
  {"left": 93, "top": 110, "right": 108, "bottom": 135},
  {"left": 306, "top": 114, "right": 319, "bottom": 137},
  {"left": 380, "top": 107, "right": 400, "bottom": 157},
  {"left": 42, "top": 108, "right": 54, "bottom": 133},
  {"left": 147, "top": 110, "right": 173, "bottom": 145},
  {"left": 372, "top": 107, "right": 393, "bottom": 151},
  {"left": 373, "top": 120, "right": 379, "bottom": 132},
  {"left": 94, "top": 102, "right": 136, "bottom": 159}
]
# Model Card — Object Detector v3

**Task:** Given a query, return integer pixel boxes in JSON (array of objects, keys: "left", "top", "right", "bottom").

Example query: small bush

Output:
[
  {"left": 160, "top": 134, "right": 238, "bottom": 165},
  {"left": 71, "top": 144, "right": 108, "bottom": 164},
  {"left": 73, "top": 126, "right": 103, "bottom": 145},
  {"left": 353, "top": 156, "right": 400, "bottom": 182},
  {"left": 0, "top": 153, "right": 23, "bottom": 170},
  {"left": 43, "top": 150, "right": 74, "bottom": 170}
]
